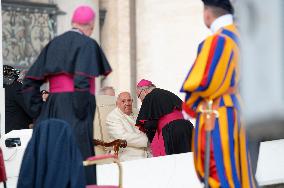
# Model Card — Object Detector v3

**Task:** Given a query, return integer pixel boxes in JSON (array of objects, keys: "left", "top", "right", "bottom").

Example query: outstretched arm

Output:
[
  {"left": 106, "top": 116, "right": 148, "bottom": 148},
  {"left": 135, "top": 119, "right": 157, "bottom": 143}
]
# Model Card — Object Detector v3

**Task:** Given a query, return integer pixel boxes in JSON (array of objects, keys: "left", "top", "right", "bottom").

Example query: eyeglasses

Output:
[
  {"left": 41, "top": 90, "right": 49, "bottom": 95},
  {"left": 138, "top": 89, "right": 144, "bottom": 99}
]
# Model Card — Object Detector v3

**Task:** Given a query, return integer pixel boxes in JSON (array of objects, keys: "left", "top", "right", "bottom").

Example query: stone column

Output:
[
  {"left": 136, "top": 0, "right": 210, "bottom": 99},
  {"left": 100, "top": 0, "right": 136, "bottom": 97},
  {"left": 99, "top": 0, "right": 118, "bottom": 91},
  {"left": 117, "top": 0, "right": 136, "bottom": 95}
]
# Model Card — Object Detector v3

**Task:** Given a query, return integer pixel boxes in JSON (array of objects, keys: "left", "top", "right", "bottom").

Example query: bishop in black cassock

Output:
[{"left": 21, "top": 6, "right": 112, "bottom": 185}]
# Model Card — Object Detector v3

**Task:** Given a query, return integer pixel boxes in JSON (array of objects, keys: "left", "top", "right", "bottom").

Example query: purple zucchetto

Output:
[
  {"left": 71, "top": 5, "right": 96, "bottom": 25},
  {"left": 137, "top": 79, "right": 153, "bottom": 87}
]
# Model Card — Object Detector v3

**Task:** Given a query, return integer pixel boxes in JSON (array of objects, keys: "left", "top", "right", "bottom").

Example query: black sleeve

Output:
[
  {"left": 144, "top": 120, "right": 158, "bottom": 130},
  {"left": 136, "top": 98, "right": 158, "bottom": 143},
  {"left": 144, "top": 120, "right": 158, "bottom": 143},
  {"left": 22, "top": 79, "right": 44, "bottom": 119},
  {"left": 72, "top": 74, "right": 90, "bottom": 120},
  {"left": 75, "top": 40, "right": 112, "bottom": 77}
]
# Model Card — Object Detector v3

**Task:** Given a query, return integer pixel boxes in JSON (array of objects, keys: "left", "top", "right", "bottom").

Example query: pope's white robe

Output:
[{"left": 106, "top": 107, "right": 149, "bottom": 161}]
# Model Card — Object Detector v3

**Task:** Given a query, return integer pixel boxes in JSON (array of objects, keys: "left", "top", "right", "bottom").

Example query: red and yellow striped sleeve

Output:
[{"left": 181, "top": 32, "right": 239, "bottom": 116}]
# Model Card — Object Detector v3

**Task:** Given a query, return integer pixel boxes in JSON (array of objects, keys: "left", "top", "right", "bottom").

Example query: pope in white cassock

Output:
[{"left": 106, "top": 92, "right": 150, "bottom": 161}]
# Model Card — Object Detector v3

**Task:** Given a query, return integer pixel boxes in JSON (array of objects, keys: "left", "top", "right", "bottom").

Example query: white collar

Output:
[
  {"left": 210, "top": 14, "right": 233, "bottom": 33},
  {"left": 70, "top": 28, "right": 83, "bottom": 35},
  {"left": 117, "top": 107, "right": 133, "bottom": 117},
  {"left": 116, "top": 108, "right": 136, "bottom": 125}
]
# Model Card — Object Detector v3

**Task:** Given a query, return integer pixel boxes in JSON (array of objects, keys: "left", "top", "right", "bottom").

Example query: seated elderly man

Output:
[{"left": 106, "top": 92, "right": 149, "bottom": 161}]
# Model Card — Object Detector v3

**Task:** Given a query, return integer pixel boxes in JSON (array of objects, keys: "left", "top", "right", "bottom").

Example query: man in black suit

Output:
[{"left": 3, "top": 65, "right": 33, "bottom": 133}]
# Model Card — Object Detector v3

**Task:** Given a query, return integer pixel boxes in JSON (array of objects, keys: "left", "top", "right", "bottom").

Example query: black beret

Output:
[{"left": 201, "top": 0, "right": 234, "bottom": 14}]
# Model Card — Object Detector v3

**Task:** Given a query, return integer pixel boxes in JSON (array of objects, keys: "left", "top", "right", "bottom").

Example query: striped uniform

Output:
[{"left": 181, "top": 24, "right": 256, "bottom": 188}]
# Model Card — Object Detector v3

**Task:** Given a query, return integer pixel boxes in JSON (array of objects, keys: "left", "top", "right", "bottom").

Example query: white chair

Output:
[{"left": 94, "top": 95, "right": 117, "bottom": 155}]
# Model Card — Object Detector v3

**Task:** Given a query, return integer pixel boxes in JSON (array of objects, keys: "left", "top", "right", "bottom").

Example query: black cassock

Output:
[
  {"left": 136, "top": 88, "right": 194, "bottom": 155},
  {"left": 22, "top": 30, "right": 112, "bottom": 185}
]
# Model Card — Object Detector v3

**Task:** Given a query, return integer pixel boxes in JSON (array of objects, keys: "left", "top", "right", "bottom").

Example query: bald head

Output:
[{"left": 116, "top": 92, "right": 133, "bottom": 115}]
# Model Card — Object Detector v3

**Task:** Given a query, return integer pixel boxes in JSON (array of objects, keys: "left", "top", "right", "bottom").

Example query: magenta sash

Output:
[
  {"left": 49, "top": 74, "right": 95, "bottom": 94},
  {"left": 151, "top": 110, "right": 184, "bottom": 157},
  {"left": 89, "top": 78, "right": 95, "bottom": 95}
]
